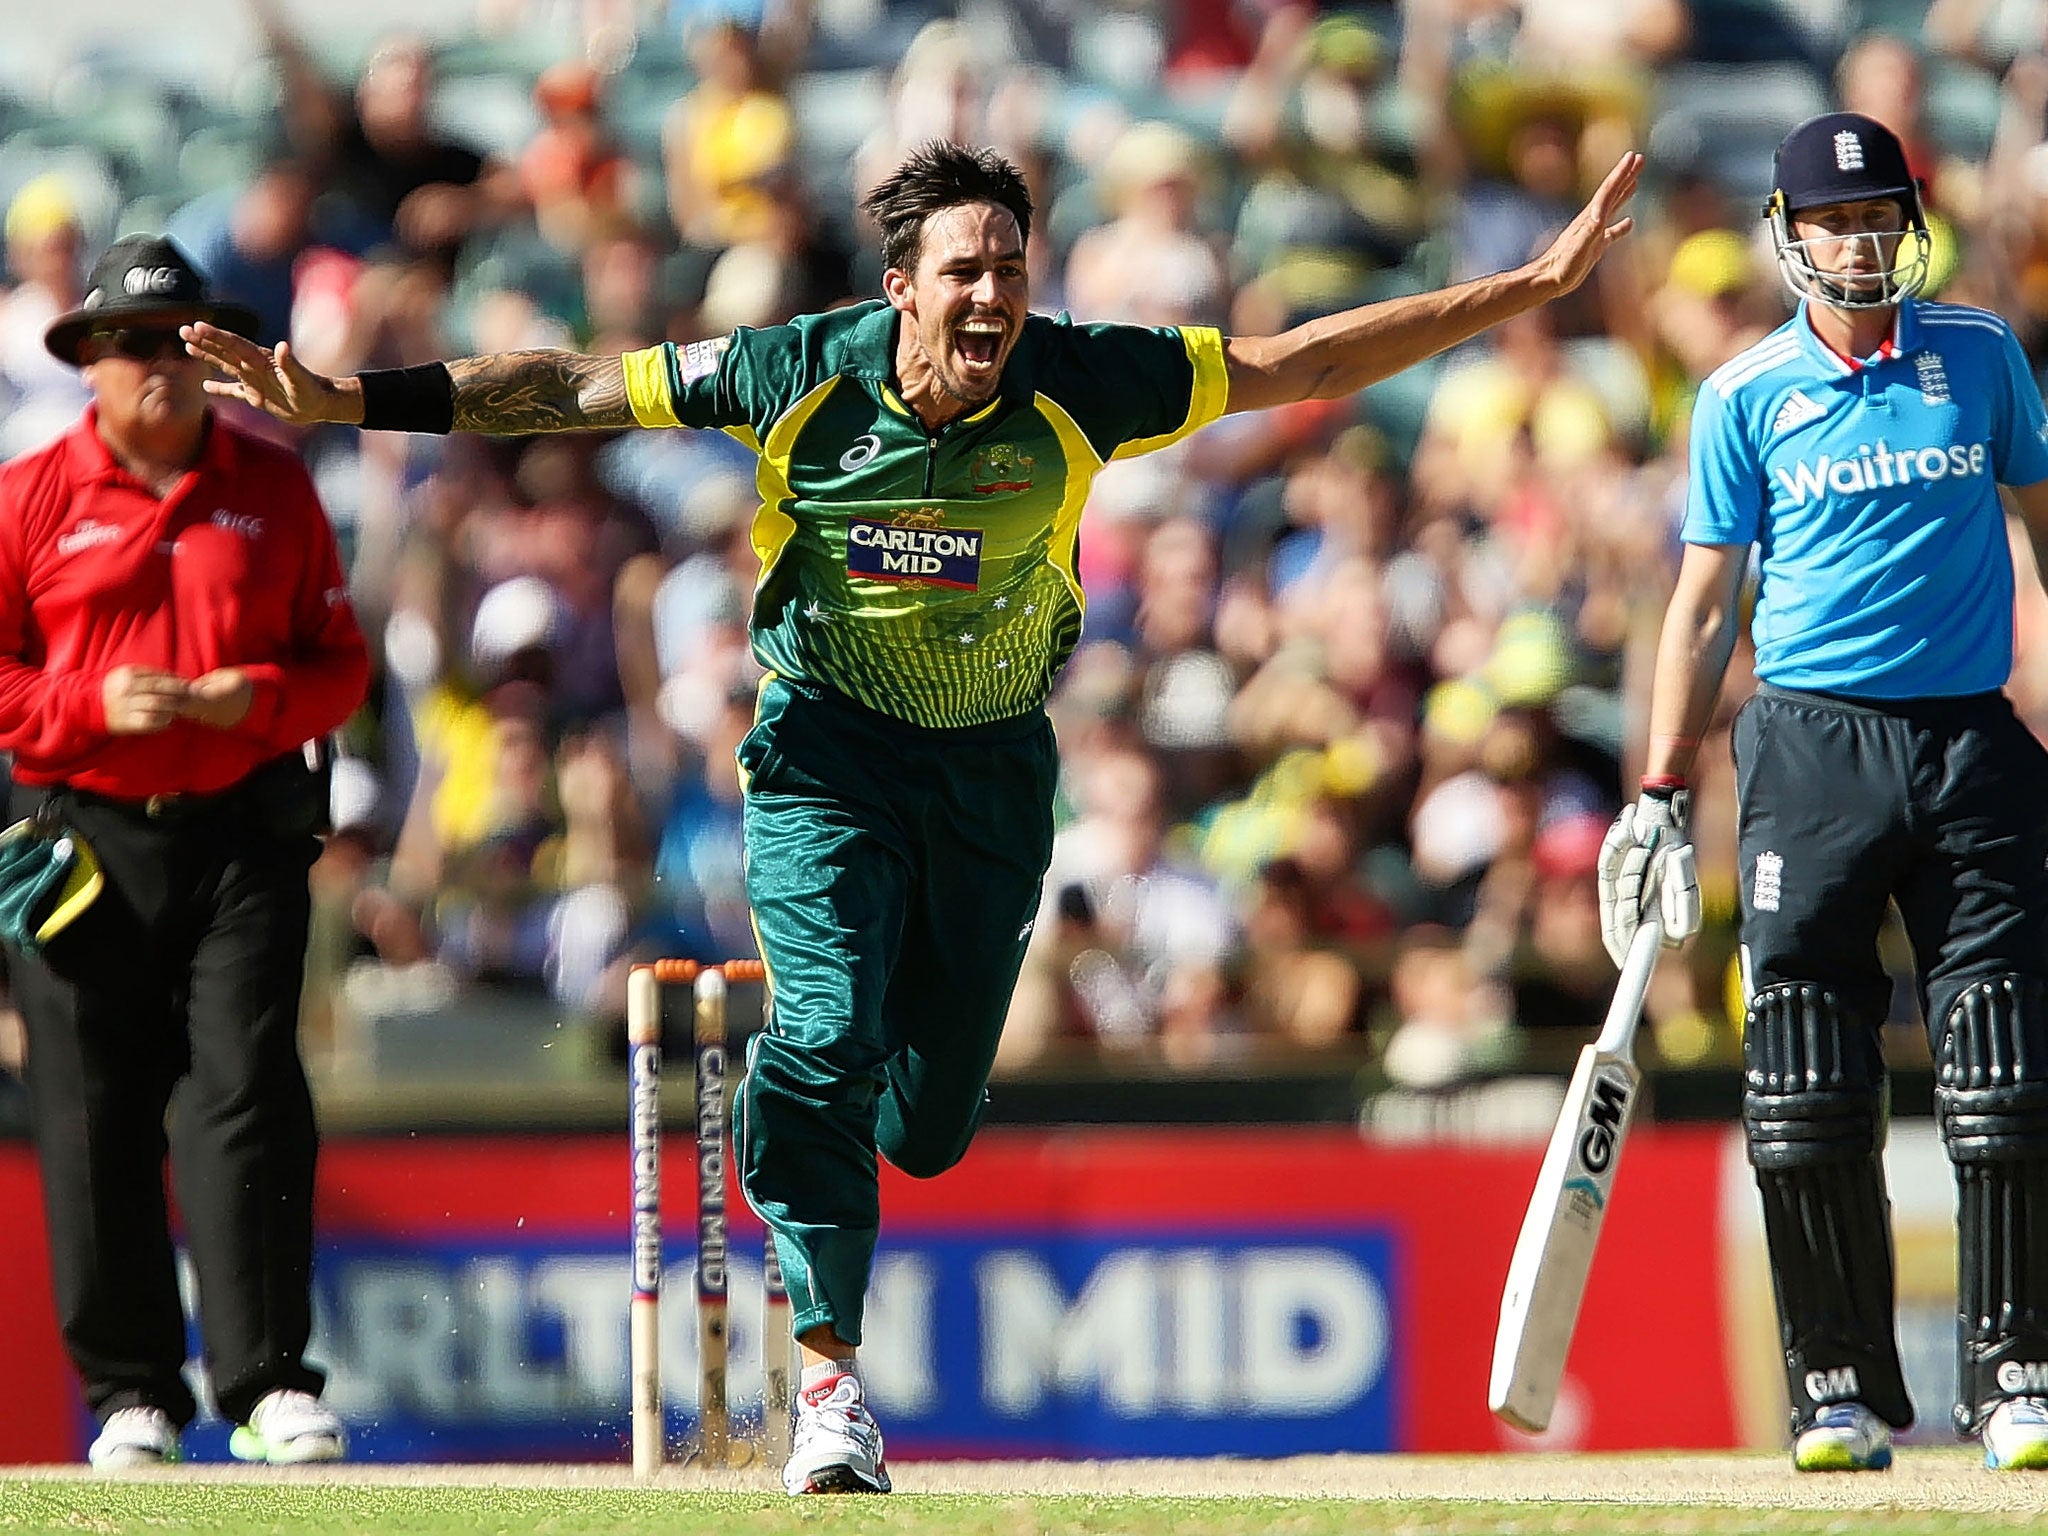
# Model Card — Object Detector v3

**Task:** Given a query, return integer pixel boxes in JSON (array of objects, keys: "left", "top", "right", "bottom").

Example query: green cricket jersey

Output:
[{"left": 621, "top": 300, "right": 1229, "bottom": 729}]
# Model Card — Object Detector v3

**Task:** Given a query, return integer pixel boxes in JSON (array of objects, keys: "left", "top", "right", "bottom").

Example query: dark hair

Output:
[{"left": 862, "top": 140, "right": 1034, "bottom": 274}]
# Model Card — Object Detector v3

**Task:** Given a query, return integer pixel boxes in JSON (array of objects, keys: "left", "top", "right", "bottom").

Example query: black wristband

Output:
[{"left": 356, "top": 362, "right": 455, "bottom": 434}]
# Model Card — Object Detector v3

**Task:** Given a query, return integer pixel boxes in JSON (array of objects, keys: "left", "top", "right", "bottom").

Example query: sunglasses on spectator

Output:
[{"left": 88, "top": 327, "right": 190, "bottom": 362}]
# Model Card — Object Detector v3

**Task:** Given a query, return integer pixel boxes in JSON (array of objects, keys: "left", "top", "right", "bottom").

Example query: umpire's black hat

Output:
[
  {"left": 44, "top": 234, "right": 258, "bottom": 366},
  {"left": 1770, "top": 112, "right": 1919, "bottom": 215}
]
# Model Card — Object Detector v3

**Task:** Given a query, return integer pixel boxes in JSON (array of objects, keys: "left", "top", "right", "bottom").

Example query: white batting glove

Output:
[{"left": 1597, "top": 785, "right": 1701, "bottom": 969}]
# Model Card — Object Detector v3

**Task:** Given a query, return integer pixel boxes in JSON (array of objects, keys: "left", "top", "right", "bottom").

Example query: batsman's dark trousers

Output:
[
  {"left": 11, "top": 781, "right": 325, "bottom": 1428},
  {"left": 735, "top": 675, "right": 1056, "bottom": 1345},
  {"left": 1732, "top": 684, "right": 2048, "bottom": 1032}
]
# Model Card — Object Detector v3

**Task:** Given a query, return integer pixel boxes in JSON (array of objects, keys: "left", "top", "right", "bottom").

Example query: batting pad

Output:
[{"left": 1939, "top": 976, "right": 2048, "bottom": 1434}]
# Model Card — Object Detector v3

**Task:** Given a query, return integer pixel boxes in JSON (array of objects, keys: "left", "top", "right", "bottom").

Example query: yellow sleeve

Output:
[
  {"left": 1108, "top": 325, "right": 1230, "bottom": 461},
  {"left": 621, "top": 345, "right": 682, "bottom": 429}
]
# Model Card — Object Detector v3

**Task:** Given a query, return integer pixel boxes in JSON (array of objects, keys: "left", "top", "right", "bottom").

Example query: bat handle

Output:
[{"left": 1592, "top": 914, "right": 1663, "bottom": 1059}]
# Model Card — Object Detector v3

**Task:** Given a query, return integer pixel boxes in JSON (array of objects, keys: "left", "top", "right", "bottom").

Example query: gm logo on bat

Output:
[{"left": 1577, "top": 1075, "right": 1631, "bottom": 1175}]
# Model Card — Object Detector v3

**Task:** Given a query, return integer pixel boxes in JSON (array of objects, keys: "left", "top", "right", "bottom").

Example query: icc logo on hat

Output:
[{"left": 123, "top": 267, "right": 183, "bottom": 297}]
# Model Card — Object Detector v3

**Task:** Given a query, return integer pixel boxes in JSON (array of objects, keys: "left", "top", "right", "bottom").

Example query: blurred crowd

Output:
[{"left": 7, "top": 0, "right": 2048, "bottom": 1087}]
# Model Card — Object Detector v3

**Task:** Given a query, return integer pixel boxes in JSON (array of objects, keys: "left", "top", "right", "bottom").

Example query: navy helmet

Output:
[{"left": 1765, "top": 112, "right": 1930, "bottom": 310}]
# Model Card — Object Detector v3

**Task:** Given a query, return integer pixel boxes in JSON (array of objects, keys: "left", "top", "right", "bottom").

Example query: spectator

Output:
[
  {"left": 520, "top": 61, "right": 636, "bottom": 254},
  {"left": 663, "top": 19, "right": 795, "bottom": 254},
  {"left": 1224, "top": 9, "right": 1426, "bottom": 316},
  {"left": 1035, "top": 744, "right": 1241, "bottom": 1067},
  {"left": 1239, "top": 855, "right": 1368, "bottom": 1048},
  {"left": 1065, "top": 121, "right": 1230, "bottom": 327},
  {"left": 168, "top": 158, "right": 320, "bottom": 347},
  {"left": 253, "top": 1, "right": 517, "bottom": 265},
  {"left": 1513, "top": 0, "right": 1691, "bottom": 70},
  {"left": 0, "top": 177, "right": 90, "bottom": 459},
  {"left": 1838, "top": 33, "right": 1943, "bottom": 197}
]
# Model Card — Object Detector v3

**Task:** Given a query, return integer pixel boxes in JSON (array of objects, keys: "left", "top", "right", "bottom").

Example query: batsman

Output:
[
  {"left": 1602, "top": 112, "right": 2048, "bottom": 1472},
  {"left": 191, "top": 139, "right": 1640, "bottom": 1493}
]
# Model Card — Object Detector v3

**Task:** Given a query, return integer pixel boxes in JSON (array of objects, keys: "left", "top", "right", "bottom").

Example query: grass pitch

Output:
[{"left": 5, "top": 1455, "right": 2048, "bottom": 1536}]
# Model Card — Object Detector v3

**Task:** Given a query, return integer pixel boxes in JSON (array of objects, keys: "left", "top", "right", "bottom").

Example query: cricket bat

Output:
[{"left": 1488, "top": 915, "right": 1663, "bottom": 1432}]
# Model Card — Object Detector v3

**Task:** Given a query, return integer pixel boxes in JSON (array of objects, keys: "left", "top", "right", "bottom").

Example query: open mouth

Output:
[{"left": 955, "top": 319, "right": 1005, "bottom": 371}]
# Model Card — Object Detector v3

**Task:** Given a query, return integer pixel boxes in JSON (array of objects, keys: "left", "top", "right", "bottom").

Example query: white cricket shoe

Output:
[
  {"left": 1983, "top": 1396, "right": 2048, "bottom": 1471},
  {"left": 782, "top": 1372, "right": 890, "bottom": 1494},
  {"left": 228, "top": 1389, "right": 347, "bottom": 1465},
  {"left": 1793, "top": 1402, "right": 1893, "bottom": 1472},
  {"left": 87, "top": 1407, "right": 179, "bottom": 1469}
]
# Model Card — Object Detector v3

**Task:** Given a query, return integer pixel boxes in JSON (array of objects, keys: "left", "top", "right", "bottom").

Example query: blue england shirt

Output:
[{"left": 1684, "top": 298, "right": 2048, "bottom": 698}]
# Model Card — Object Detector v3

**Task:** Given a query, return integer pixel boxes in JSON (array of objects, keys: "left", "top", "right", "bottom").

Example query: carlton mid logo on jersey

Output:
[
  {"left": 848, "top": 509, "right": 984, "bottom": 589},
  {"left": 1772, "top": 440, "right": 1990, "bottom": 506}
]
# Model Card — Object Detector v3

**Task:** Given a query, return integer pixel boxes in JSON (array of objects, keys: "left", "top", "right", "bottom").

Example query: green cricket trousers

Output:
[{"left": 735, "top": 674, "right": 1056, "bottom": 1344}]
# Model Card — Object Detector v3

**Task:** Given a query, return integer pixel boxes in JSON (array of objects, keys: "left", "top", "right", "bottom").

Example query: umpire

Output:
[
  {"left": 1602, "top": 114, "right": 2048, "bottom": 1472},
  {"left": 0, "top": 236, "right": 369, "bottom": 1466}
]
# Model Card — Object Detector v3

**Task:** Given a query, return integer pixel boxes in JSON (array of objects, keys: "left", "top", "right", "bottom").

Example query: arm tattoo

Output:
[{"left": 447, "top": 351, "right": 634, "bottom": 434}]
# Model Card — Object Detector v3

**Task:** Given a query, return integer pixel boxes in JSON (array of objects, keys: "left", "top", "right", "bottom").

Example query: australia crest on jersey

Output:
[
  {"left": 1914, "top": 350, "right": 1950, "bottom": 405},
  {"left": 847, "top": 506, "right": 985, "bottom": 590},
  {"left": 970, "top": 443, "right": 1035, "bottom": 494}
]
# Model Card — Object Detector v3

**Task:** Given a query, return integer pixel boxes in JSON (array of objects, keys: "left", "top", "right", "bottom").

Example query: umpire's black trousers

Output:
[{"left": 12, "top": 778, "right": 325, "bottom": 1429}]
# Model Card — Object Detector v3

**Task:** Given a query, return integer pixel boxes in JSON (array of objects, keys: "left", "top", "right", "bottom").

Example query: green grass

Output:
[{"left": 0, "top": 1484, "right": 2041, "bottom": 1536}]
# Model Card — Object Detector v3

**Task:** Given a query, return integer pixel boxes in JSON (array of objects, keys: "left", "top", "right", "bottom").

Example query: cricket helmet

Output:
[{"left": 1765, "top": 112, "right": 1930, "bottom": 310}]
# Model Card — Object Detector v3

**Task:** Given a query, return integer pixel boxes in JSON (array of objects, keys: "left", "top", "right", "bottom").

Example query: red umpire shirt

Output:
[{"left": 0, "top": 408, "right": 369, "bottom": 797}]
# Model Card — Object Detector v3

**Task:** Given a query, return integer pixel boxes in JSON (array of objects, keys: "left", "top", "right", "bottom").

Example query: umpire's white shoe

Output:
[
  {"left": 87, "top": 1407, "right": 180, "bottom": 1469},
  {"left": 782, "top": 1372, "right": 890, "bottom": 1494},
  {"left": 229, "top": 1389, "right": 347, "bottom": 1465},
  {"left": 1983, "top": 1397, "right": 2048, "bottom": 1470},
  {"left": 1793, "top": 1403, "right": 1893, "bottom": 1472}
]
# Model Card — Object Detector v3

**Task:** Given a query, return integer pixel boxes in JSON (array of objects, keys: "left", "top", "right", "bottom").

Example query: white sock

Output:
[{"left": 802, "top": 1357, "right": 856, "bottom": 1392}]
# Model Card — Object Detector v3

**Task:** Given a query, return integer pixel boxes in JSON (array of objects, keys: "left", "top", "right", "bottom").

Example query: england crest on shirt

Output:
[{"left": 1914, "top": 351, "right": 1951, "bottom": 405}]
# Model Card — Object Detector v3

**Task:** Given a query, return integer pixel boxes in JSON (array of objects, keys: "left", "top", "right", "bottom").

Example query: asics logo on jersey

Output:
[
  {"left": 1772, "top": 440, "right": 1989, "bottom": 506},
  {"left": 1771, "top": 391, "right": 1826, "bottom": 435},
  {"left": 840, "top": 434, "right": 882, "bottom": 471}
]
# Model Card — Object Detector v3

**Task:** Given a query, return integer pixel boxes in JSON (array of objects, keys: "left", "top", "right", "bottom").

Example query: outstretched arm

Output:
[
  {"left": 180, "top": 324, "right": 636, "bottom": 433},
  {"left": 1221, "top": 151, "right": 1642, "bottom": 414},
  {"left": 444, "top": 351, "right": 632, "bottom": 433}
]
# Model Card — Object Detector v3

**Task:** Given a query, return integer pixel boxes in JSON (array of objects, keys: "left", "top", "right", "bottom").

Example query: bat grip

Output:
[{"left": 1592, "top": 914, "right": 1663, "bottom": 1058}]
